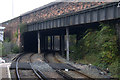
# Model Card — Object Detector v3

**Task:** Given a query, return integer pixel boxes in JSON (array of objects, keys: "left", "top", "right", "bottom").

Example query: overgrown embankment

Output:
[
  {"left": 70, "top": 23, "right": 120, "bottom": 78},
  {"left": 1, "top": 23, "right": 25, "bottom": 56}
]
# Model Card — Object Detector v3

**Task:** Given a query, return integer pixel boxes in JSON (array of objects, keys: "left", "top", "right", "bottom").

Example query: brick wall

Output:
[
  {"left": 1, "top": 2, "right": 105, "bottom": 46},
  {"left": 2, "top": 17, "right": 20, "bottom": 44},
  {"left": 22, "top": 2, "right": 105, "bottom": 24}
]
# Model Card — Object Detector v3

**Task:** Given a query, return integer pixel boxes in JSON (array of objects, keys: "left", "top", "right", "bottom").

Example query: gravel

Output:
[
  {"left": 31, "top": 61, "right": 54, "bottom": 72},
  {"left": 30, "top": 53, "right": 44, "bottom": 63},
  {"left": 2, "top": 54, "right": 19, "bottom": 63},
  {"left": 55, "top": 53, "right": 111, "bottom": 78},
  {"left": 31, "top": 61, "right": 63, "bottom": 78},
  {"left": 73, "top": 64, "right": 111, "bottom": 78}
]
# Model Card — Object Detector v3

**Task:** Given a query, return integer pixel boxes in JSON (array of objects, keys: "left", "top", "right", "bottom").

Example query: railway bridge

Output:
[{"left": 2, "top": 2, "right": 120, "bottom": 60}]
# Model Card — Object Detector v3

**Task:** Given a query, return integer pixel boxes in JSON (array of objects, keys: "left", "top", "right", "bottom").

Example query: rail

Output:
[
  {"left": 44, "top": 53, "right": 93, "bottom": 79},
  {"left": 14, "top": 53, "right": 47, "bottom": 80}
]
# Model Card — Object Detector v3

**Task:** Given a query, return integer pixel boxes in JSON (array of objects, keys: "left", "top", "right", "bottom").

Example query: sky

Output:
[
  {"left": 0, "top": 0, "right": 55, "bottom": 23},
  {"left": 0, "top": 0, "right": 119, "bottom": 23}
]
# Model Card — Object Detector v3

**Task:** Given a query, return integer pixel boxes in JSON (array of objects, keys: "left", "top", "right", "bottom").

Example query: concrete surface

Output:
[{"left": 0, "top": 63, "right": 11, "bottom": 80}]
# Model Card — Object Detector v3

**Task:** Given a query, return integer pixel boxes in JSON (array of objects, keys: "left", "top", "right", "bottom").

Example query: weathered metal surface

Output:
[{"left": 27, "top": 2, "right": 120, "bottom": 32}]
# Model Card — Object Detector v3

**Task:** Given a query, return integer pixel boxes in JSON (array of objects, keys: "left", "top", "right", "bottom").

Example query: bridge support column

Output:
[
  {"left": 60, "top": 35, "right": 62, "bottom": 54},
  {"left": 41, "top": 35, "right": 45, "bottom": 52},
  {"left": 66, "top": 27, "right": 69, "bottom": 61},
  {"left": 52, "top": 36, "right": 55, "bottom": 51},
  {"left": 60, "top": 35, "right": 64, "bottom": 56},
  {"left": 40, "top": 35, "right": 43, "bottom": 52},
  {"left": 45, "top": 36, "right": 48, "bottom": 51},
  {"left": 38, "top": 31, "right": 41, "bottom": 54},
  {"left": 50, "top": 36, "right": 52, "bottom": 51}
]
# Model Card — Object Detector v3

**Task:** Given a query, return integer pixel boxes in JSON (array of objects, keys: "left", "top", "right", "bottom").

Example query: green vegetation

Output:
[
  {"left": 1, "top": 41, "right": 20, "bottom": 56},
  {"left": 70, "top": 23, "right": 120, "bottom": 78},
  {"left": 4, "top": 37, "right": 11, "bottom": 42},
  {"left": 0, "top": 42, "right": 2, "bottom": 56},
  {"left": 14, "top": 28, "right": 18, "bottom": 38},
  {"left": 19, "top": 23, "right": 27, "bottom": 35},
  {"left": 11, "top": 44, "right": 19, "bottom": 53}
]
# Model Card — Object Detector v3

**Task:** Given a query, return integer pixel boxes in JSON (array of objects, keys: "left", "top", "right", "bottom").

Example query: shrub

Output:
[
  {"left": 108, "top": 58, "right": 120, "bottom": 78},
  {"left": 11, "top": 45, "right": 19, "bottom": 53},
  {"left": 69, "top": 22, "right": 119, "bottom": 78}
]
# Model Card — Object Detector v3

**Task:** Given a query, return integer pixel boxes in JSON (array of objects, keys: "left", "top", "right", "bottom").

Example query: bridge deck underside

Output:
[{"left": 23, "top": 22, "right": 99, "bottom": 53}]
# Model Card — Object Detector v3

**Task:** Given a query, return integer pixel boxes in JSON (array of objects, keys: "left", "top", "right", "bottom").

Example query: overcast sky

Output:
[{"left": 0, "top": 0, "right": 55, "bottom": 23}]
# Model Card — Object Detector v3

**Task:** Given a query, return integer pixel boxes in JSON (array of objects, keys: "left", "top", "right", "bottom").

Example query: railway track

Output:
[
  {"left": 12, "top": 52, "right": 95, "bottom": 80},
  {"left": 44, "top": 54, "right": 72, "bottom": 79},
  {"left": 44, "top": 53, "right": 94, "bottom": 80},
  {"left": 14, "top": 53, "right": 47, "bottom": 80}
]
